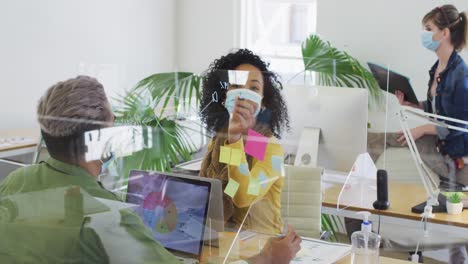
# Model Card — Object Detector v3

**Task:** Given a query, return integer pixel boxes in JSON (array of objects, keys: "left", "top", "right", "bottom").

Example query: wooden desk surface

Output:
[
  {"left": 202, "top": 246, "right": 411, "bottom": 263},
  {"left": 323, "top": 181, "right": 468, "bottom": 228},
  {"left": 0, "top": 128, "right": 39, "bottom": 152},
  {"left": 201, "top": 232, "right": 411, "bottom": 264}
]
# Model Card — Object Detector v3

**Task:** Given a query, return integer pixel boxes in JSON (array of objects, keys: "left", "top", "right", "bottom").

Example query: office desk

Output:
[
  {"left": 201, "top": 246, "right": 411, "bottom": 263},
  {"left": 322, "top": 181, "right": 468, "bottom": 228},
  {"left": 0, "top": 128, "right": 38, "bottom": 159},
  {"left": 200, "top": 232, "right": 412, "bottom": 264},
  {"left": 322, "top": 180, "right": 468, "bottom": 248}
]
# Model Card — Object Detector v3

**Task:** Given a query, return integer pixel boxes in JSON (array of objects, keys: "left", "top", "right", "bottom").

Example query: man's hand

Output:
[
  {"left": 249, "top": 225, "right": 302, "bottom": 264},
  {"left": 228, "top": 98, "right": 259, "bottom": 144}
]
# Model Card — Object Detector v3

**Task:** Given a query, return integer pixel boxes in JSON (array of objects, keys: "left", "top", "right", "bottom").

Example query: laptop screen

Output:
[{"left": 126, "top": 170, "right": 211, "bottom": 257}]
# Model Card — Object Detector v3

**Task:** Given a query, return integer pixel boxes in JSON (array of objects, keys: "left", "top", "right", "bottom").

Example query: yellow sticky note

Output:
[
  {"left": 219, "top": 146, "right": 231, "bottom": 164},
  {"left": 247, "top": 178, "right": 260, "bottom": 196},
  {"left": 230, "top": 148, "right": 242, "bottom": 166},
  {"left": 224, "top": 178, "right": 240, "bottom": 198}
]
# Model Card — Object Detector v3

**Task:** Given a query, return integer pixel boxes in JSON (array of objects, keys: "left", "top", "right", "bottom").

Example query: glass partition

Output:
[{"left": 1, "top": 60, "right": 467, "bottom": 264}]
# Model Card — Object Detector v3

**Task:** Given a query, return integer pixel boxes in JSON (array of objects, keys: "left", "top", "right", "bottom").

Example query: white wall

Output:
[
  {"left": 175, "top": 0, "right": 238, "bottom": 73},
  {"left": 316, "top": 0, "right": 468, "bottom": 131},
  {"left": 0, "top": 0, "right": 175, "bottom": 130}
]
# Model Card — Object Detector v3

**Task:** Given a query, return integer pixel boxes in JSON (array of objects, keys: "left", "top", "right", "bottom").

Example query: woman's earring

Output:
[{"left": 221, "top": 101, "right": 225, "bottom": 106}]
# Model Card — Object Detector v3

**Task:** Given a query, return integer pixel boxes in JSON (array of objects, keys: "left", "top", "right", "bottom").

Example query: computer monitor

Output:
[
  {"left": 282, "top": 85, "right": 368, "bottom": 172},
  {"left": 126, "top": 170, "right": 211, "bottom": 260}
]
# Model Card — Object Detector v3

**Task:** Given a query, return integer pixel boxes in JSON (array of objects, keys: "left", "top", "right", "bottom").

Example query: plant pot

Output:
[{"left": 446, "top": 201, "right": 464, "bottom": 215}]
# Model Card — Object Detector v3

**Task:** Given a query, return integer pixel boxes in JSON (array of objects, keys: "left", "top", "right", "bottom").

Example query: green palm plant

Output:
[
  {"left": 302, "top": 34, "right": 381, "bottom": 103},
  {"left": 112, "top": 72, "right": 203, "bottom": 185}
]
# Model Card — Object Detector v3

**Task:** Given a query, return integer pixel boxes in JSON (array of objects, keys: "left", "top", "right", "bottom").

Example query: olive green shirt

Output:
[{"left": 0, "top": 157, "right": 180, "bottom": 264}]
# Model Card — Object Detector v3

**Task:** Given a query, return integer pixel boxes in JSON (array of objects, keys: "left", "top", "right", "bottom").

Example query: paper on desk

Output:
[
  {"left": 337, "top": 152, "right": 377, "bottom": 209},
  {"left": 350, "top": 152, "right": 376, "bottom": 179},
  {"left": 291, "top": 237, "right": 351, "bottom": 264}
]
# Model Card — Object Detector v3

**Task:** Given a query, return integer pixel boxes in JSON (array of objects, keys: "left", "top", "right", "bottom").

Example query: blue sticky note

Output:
[
  {"left": 238, "top": 163, "right": 250, "bottom": 176},
  {"left": 271, "top": 156, "right": 283, "bottom": 172},
  {"left": 258, "top": 172, "right": 269, "bottom": 189}
]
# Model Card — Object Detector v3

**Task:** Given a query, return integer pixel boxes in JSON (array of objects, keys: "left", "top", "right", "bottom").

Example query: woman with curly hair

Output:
[{"left": 199, "top": 49, "right": 290, "bottom": 235}]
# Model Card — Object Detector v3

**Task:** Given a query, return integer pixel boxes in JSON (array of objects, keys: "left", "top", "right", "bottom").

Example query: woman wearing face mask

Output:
[
  {"left": 199, "top": 49, "right": 290, "bottom": 235},
  {"left": 368, "top": 5, "right": 468, "bottom": 183},
  {"left": 393, "top": 5, "right": 468, "bottom": 263},
  {"left": 394, "top": 5, "right": 468, "bottom": 185}
]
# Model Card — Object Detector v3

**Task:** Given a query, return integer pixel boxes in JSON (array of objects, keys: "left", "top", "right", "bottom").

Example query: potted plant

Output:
[{"left": 446, "top": 192, "right": 464, "bottom": 215}]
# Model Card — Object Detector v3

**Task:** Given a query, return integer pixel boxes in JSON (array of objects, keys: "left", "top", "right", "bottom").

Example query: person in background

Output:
[
  {"left": 397, "top": 5, "right": 468, "bottom": 264},
  {"left": 369, "top": 4, "right": 467, "bottom": 263}
]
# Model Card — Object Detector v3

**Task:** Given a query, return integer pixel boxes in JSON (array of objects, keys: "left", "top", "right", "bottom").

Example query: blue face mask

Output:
[
  {"left": 100, "top": 153, "right": 115, "bottom": 175},
  {"left": 224, "top": 88, "right": 263, "bottom": 117},
  {"left": 421, "top": 31, "right": 440, "bottom": 52}
]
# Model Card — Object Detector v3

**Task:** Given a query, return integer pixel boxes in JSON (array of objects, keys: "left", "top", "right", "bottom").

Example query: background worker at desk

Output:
[
  {"left": 369, "top": 4, "right": 468, "bottom": 264},
  {"left": 0, "top": 76, "right": 301, "bottom": 264}
]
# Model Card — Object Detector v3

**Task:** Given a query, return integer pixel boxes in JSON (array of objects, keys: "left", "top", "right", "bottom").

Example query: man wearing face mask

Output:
[
  {"left": 199, "top": 49, "right": 294, "bottom": 239},
  {"left": 0, "top": 76, "right": 184, "bottom": 263},
  {"left": 0, "top": 76, "right": 300, "bottom": 264}
]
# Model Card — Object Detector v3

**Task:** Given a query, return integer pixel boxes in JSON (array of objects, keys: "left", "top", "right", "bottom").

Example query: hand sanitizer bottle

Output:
[{"left": 351, "top": 211, "right": 381, "bottom": 264}]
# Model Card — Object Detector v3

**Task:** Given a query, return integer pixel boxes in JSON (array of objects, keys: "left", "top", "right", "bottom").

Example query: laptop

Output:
[{"left": 126, "top": 170, "right": 212, "bottom": 263}]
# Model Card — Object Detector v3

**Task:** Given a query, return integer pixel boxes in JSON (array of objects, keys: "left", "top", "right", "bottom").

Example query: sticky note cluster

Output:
[{"left": 219, "top": 146, "right": 243, "bottom": 166}]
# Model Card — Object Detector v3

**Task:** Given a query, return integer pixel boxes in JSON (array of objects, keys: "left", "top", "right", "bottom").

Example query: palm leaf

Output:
[
  {"left": 112, "top": 72, "right": 203, "bottom": 186},
  {"left": 321, "top": 214, "right": 338, "bottom": 242},
  {"left": 132, "top": 72, "right": 202, "bottom": 118},
  {"left": 302, "top": 34, "right": 381, "bottom": 103}
]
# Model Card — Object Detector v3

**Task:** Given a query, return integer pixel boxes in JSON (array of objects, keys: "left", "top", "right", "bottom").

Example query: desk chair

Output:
[{"left": 280, "top": 165, "right": 323, "bottom": 238}]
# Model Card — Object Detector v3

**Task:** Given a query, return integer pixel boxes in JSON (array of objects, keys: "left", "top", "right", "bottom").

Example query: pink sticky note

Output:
[{"left": 245, "top": 129, "right": 268, "bottom": 161}]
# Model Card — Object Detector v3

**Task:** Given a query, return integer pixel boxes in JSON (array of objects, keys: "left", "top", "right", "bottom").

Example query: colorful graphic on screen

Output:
[
  {"left": 142, "top": 191, "right": 178, "bottom": 234},
  {"left": 126, "top": 171, "right": 210, "bottom": 256}
]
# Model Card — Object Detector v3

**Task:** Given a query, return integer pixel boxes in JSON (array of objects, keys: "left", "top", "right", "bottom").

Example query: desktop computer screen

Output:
[{"left": 282, "top": 85, "right": 368, "bottom": 172}]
